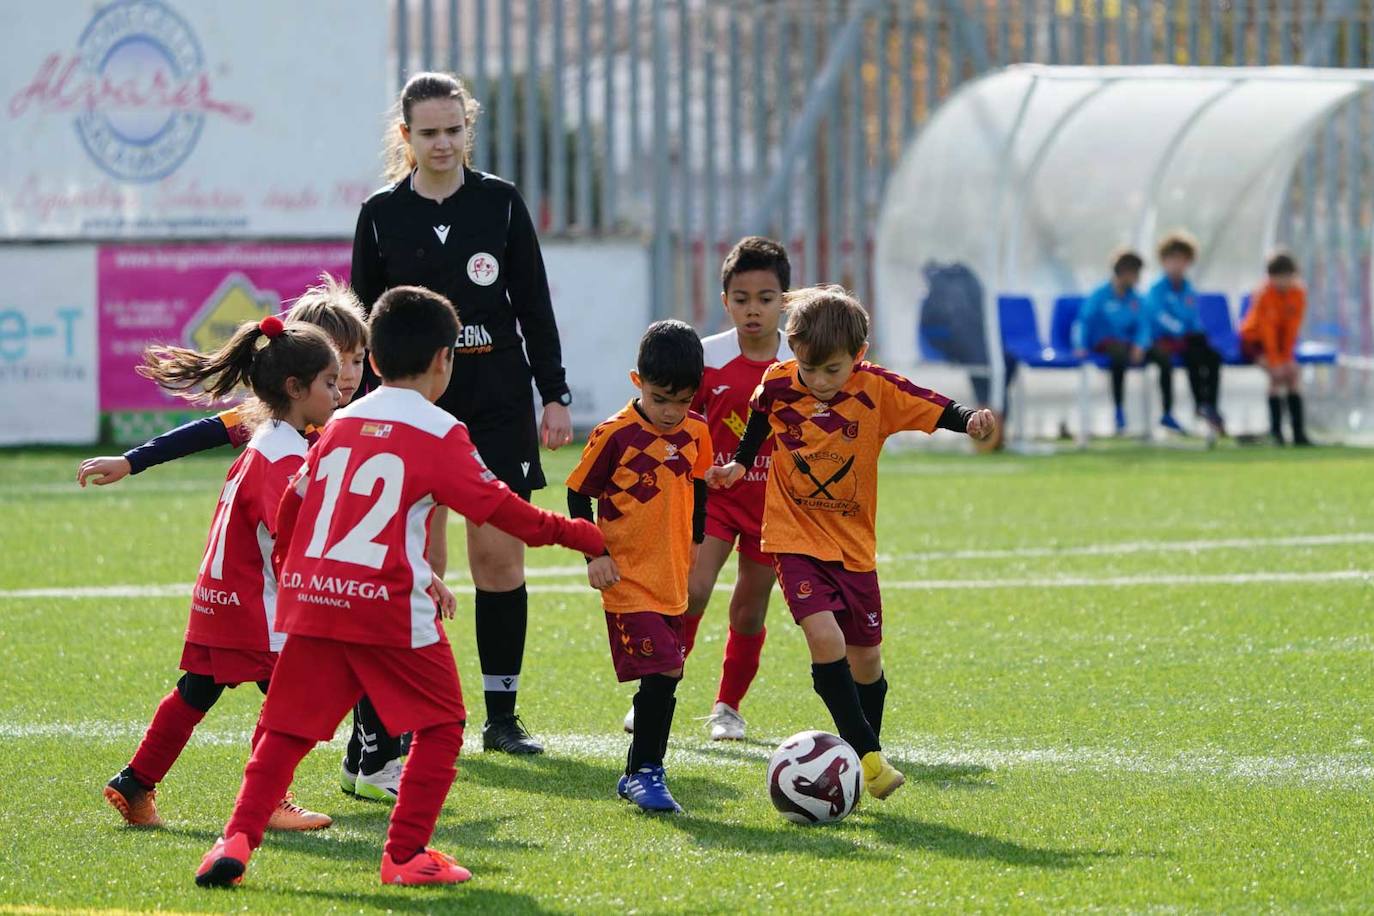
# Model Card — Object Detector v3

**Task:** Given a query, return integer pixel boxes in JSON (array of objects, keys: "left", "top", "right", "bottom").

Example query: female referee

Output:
[{"left": 346, "top": 72, "right": 573, "bottom": 786}]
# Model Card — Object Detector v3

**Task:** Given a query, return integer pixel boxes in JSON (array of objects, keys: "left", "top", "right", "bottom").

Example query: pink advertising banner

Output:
[{"left": 99, "top": 243, "right": 351, "bottom": 411}]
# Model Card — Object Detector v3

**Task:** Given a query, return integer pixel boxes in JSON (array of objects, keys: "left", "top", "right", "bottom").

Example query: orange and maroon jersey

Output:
[
  {"left": 275, "top": 386, "right": 513, "bottom": 650},
  {"left": 566, "top": 401, "right": 713, "bottom": 615},
  {"left": 693, "top": 329, "right": 791, "bottom": 536},
  {"left": 1240, "top": 282, "right": 1306, "bottom": 363},
  {"left": 750, "top": 360, "right": 951, "bottom": 572},
  {"left": 186, "top": 421, "right": 307, "bottom": 652}
]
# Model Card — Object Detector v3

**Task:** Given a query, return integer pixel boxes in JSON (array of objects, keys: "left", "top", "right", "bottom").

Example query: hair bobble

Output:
[{"left": 259, "top": 315, "right": 285, "bottom": 339}]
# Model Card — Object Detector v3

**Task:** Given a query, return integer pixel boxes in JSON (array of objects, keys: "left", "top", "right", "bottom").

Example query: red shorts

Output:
[
  {"left": 260, "top": 634, "right": 466, "bottom": 741},
  {"left": 179, "top": 641, "right": 276, "bottom": 685},
  {"left": 605, "top": 612, "right": 685, "bottom": 683},
  {"left": 704, "top": 498, "right": 771, "bottom": 566},
  {"left": 774, "top": 554, "right": 884, "bottom": 647}
]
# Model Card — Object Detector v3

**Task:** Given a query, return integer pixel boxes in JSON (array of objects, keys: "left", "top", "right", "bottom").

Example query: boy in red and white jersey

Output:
[
  {"left": 625, "top": 237, "right": 790, "bottom": 741},
  {"left": 195, "top": 285, "right": 603, "bottom": 890}
]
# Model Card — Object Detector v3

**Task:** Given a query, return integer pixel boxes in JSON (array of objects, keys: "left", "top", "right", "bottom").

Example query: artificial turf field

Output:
[{"left": 0, "top": 442, "right": 1371, "bottom": 913}]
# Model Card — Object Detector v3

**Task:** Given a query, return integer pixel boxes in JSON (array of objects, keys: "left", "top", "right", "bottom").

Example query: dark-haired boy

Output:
[
  {"left": 1241, "top": 252, "right": 1311, "bottom": 445},
  {"left": 711, "top": 286, "right": 995, "bottom": 800},
  {"left": 1073, "top": 249, "right": 1152, "bottom": 434},
  {"left": 1141, "top": 231, "right": 1225, "bottom": 435},
  {"left": 195, "top": 285, "right": 604, "bottom": 888},
  {"left": 568, "top": 320, "right": 712, "bottom": 813}
]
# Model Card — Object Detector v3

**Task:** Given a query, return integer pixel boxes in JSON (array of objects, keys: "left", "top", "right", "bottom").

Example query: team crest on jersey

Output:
[
  {"left": 843, "top": 421, "right": 860, "bottom": 440},
  {"left": 360, "top": 422, "right": 393, "bottom": 438},
  {"left": 788, "top": 450, "right": 860, "bottom": 516},
  {"left": 467, "top": 252, "right": 499, "bottom": 286},
  {"left": 724, "top": 411, "right": 747, "bottom": 439}
]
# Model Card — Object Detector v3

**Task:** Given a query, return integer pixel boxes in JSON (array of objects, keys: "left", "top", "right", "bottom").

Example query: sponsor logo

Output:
[
  {"left": 360, "top": 422, "right": 392, "bottom": 438},
  {"left": 8, "top": 0, "right": 253, "bottom": 182},
  {"left": 466, "top": 252, "right": 499, "bottom": 286},
  {"left": 712, "top": 384, "right": 730, "bottom": 395},
  {"left": 184, "top": 273, "right": 276, "bottom": 351},
  {"left": 456, "top": 323, "right": 494, "bottom": 354},
  {"left": 788, "top": 449, "right": 860, "bottom": 516},
  {"left": 796, "top": 580, "right": 813, "bottom": 599},
  {"left": 433, "top": 224, "right": 451, "bottom": 244},
  {"left": 194, "top": 584, "right": 240, "bottom": 606}
]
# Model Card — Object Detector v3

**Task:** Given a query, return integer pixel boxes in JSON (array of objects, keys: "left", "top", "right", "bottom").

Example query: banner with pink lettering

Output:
[
  {"left": 1, "top": 0, "right": 387, "bottom": 239},
  {"left": 99, "top": 243, "right": 351, "bottom": 410}
]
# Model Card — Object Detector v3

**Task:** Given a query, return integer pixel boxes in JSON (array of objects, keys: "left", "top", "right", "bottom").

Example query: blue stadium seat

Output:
[
  {"left": 1197, "top": 292, "right": 1245, "bottom": 364},
  {"left": 1053, "top": 294, "right": 1116, "bottom": 368},
  {"left": 998, "top": 295, "right": 1080, "bottom": 367},
  {"left": 1238, "top": 294, "right": 1338, "bottom": 365}
]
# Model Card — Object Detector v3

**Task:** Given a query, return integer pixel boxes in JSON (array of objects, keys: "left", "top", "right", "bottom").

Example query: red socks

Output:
[
  {"left": 681, "top": 614, "right": 703, "bottom": 658},
  {"left": 716, "top": 627, "right": 766, "bottom": 710},
  {"left": 128, "top": 691, "right": 206, "bottom": 787},
  {"left": 225, "top": 730, "right": 315, "bottom": 848},
  {"left": 384, "top": 721, "right": 465, "bottom": 864}
]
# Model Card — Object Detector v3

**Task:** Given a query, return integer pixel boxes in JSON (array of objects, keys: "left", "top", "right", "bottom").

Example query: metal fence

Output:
[{"left": 390, "top": 0, "right": 1374, "bottom": 361}]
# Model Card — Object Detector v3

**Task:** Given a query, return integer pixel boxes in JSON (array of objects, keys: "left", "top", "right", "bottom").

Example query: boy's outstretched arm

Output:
[{"left": 485, "top": 494, "right": 606, "bottom": 558}]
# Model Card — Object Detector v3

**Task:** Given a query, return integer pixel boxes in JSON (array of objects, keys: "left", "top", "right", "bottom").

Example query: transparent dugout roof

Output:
[{"left": 874, "top": 65, "right": 1367, "bottom": 372}]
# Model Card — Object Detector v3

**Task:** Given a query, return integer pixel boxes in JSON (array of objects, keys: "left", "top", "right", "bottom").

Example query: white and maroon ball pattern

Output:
[{"left": 767, "top": 730, "right": 863, "bottom": 825}]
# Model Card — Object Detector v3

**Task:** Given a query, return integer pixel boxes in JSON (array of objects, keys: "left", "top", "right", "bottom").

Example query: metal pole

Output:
[
  {"left": 825, "top": 0, "right": 842, "bottom": 283},
  {"left": 499, "top": 1, "right": 515, "bottom": 180},
  {"left": 628, "top": 0, "right": 642, "bottom": 196},
  {"left": 652, "top": 0, "right": 670, "bottom": 317},
  {"left": 803, "top": 4, "right": 820, "bottom": 284},
  {"left": 474, "top": 0, "right": 489, "bottom": 168},
  {"left": 728, "top": 14, "right": 743, "bottom": 235},
  {"left": 703, "top": 7, "right": 718, "bottom": 324},
  {"left": 602, "top": 0, "right": 616, "bottom": 232},
  {"left": 448, "top": 0, "right": 459, "bottom": 71},
  {"left": 898, "top": 1, "right": 913, "bottom": 140},
  {"left": 421, "top": 0, "right": 434, "bottom": 71},
  {"left": 679, "top": 0, "right": 692, "bottom": 310},
  {"left": 575, "top": 0, "right": 592, "bottom": 229},
  {"left": 752, "top": 3, "right": 768, "bottom": 232},
  {"left": 776, "top": 6, "right": 792, "bottom": 244},
  {"left": 397, "top": 0, "right": 409, "bottom": 87},
  {"left": 550, "top": 0, "right": 566, "bottom": 232},
  {"left": 524, "top": 0, "right": 541, "bottom": 218}
]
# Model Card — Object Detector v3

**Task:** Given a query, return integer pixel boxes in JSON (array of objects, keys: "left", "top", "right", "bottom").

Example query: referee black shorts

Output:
[{"left": 441, "top": 347, "right": 545, "bottom": 496}]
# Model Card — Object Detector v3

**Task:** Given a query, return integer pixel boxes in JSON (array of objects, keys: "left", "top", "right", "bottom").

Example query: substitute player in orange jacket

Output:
[
  {"left": 710, "top": 286, "right": 996, "bottom": 800},
  {"left": 1240, "top": 251, "right": 1311, "bottom": 445},
  {"left": 194, "top": 286, "right": 603, "bottom": 890}
]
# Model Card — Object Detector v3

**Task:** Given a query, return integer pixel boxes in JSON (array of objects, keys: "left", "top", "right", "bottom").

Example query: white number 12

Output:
[{"left": 303, "top": 447, "right": 405, "bottom": 569}]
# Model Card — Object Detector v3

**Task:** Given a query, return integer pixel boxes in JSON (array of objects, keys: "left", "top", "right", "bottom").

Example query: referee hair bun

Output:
[{"left": 259, "top": 315, "right": 286, "bottom": 339}]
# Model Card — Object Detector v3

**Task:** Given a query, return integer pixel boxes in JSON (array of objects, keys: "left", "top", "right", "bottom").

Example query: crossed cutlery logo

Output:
[{"left": 787, "top": 449, "right": 860, "bottom": 516}]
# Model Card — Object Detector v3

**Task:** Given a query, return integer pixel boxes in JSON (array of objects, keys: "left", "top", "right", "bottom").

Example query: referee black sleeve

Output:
[
  {"left": 351, "top": 203, "right": 387, "bottom": 394},
  {"left": 731, "top": 409, "right": 772, "bottom": 468},
  {"left": 506, "top": 189, "right": 570, "bottom": 405}
]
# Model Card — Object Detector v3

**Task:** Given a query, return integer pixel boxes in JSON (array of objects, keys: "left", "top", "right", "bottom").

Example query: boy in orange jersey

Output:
[
  {"left": 1241, "top": 251, "right": 1311, "bottom": 446},
  {"left": 711, "top": 286, "right": 995, "bottom": 799},
  {"left": 568, "top": 320, "right": 712, "bottom": 813}
]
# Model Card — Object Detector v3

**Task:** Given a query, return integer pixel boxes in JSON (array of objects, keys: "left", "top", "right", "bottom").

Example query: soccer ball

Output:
[{"left": 766, "top": 730, "right": 863, "bottom": 825}]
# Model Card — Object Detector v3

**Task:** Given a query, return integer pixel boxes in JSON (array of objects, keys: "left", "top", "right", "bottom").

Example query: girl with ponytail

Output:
[{"left": 103, "top": 316, "right": 340, "bottom": 833}]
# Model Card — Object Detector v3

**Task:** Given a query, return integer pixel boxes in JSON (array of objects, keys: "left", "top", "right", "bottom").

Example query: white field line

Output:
[
  {"left": 5, "top": 720, "right": 1368, "bottom": 784},
  {"left": 879, "top": 532, "right": 1374, "bottom": 563},
  {"left": 3, "top": 568, "right": 1368, "bottom": 601}
]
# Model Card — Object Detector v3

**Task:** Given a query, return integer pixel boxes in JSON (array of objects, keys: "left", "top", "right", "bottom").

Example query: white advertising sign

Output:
[
  {"left": 0, "top": 246, "right": 99, "bottom": 444},
  {"left": 544, "top": 242, "right": 651, "bottom": 429},
  {"left": 0, "top": 0, "right": 389, "bottom": 239}
]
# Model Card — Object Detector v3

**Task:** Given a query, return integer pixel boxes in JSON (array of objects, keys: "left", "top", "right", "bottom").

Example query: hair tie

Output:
[{"left": 259, "top": 315, "right": 285, "bottom": 339}]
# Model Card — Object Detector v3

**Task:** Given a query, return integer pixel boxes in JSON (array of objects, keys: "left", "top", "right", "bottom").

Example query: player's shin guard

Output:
[
  {"left": 356, "top": 696, "right": 404, "bottom": 775},
  {"left": 224, "top": 730, "right": 315, "bottom": 849},
  {"left": 1268, "top": 395, "right": 1285, "bottom": 442},
  {"left": 811, "top": 660, "right": 880, "bottom": 757},
  {"left": 128, "top": 690, "right": 208, "bottom": 787},
  {"left": 384, "top": 721, "right": 464, "bottom": 865},
  {"left": 681, "top": 614, "right": 703, "bottom": 658},
  {"left": 855, "top": 673, "right": 889, "bottom": 740},
  {"left": 475, "top": 585, "right": 528, "bottom": 720},
  {"left": 627, "top": 673, "right": 681, "bottom": 774},
  {"left": 717, "top": 627, "right": 766, "bottom": 710},
  {"left": 1287, "top": 392, "right": 1309, "bottom": 443}
]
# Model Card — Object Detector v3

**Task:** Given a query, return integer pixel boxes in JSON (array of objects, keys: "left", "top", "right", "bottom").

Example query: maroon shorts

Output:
[
  {"left": 774, "top": 554, "right": 884, "bottom": 647},
  {"left": 605, "top": 612, "right": 685, "bottom": 682},
  {"left": 260, "top": 634, "right": 466, "bottom": 741},
  {"left": 704, "top": 499, "right": 771, "bottom": 566},
  {"left": 179, "top": 641, "right": 276, "bottom": 685}
]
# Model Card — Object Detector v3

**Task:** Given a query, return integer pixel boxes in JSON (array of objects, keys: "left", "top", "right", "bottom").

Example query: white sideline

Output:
[
  {"left": 879, "top": 532, "right": 1374, "bottom": 563},
  {"left": 6, "top": 720, "right": 1368, "bottom": 784},
  {"left": 2, "top": 568, "right": 1368, "bottom": 600}
]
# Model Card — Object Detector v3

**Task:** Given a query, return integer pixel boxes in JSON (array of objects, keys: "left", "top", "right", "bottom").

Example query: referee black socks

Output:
[{"left": 475, "top": 584, "right": 529, "bottom": 721}]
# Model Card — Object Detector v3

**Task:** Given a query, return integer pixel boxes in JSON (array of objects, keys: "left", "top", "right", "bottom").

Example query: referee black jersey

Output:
[{"left": 351, "top": 167, "right": 568, "bottom": 491}]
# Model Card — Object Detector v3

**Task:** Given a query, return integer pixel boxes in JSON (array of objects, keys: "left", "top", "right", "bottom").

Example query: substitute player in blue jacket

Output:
[
  {"left": 1072, "top": 250, "right": 1160, "bottom": 434},
  {"left": 1141, "top": 232, "right": 1225, "bottom": 436}
]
